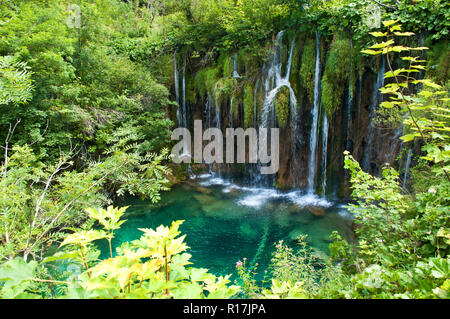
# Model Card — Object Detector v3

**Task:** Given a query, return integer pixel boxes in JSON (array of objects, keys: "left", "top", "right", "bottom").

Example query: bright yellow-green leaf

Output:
[
  {"left": 393, "top": 32, "right": 415, "bottom": 36},
  {"left": 383, "top": 20, "right": 400, "bottom": 27},
  {"left": 361, "top": 49, "right": 382, "bottom": 55},
  {"left": 370, "top": 40, "right": 395, "bottom": 49},
  {"left": 369, "top": 32, "right": 387, "bottom": 37}
]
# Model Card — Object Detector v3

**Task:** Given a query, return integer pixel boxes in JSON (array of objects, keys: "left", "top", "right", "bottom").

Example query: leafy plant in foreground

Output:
[{"left": 0, "top": 206, "right": 241, "bottom": 299}]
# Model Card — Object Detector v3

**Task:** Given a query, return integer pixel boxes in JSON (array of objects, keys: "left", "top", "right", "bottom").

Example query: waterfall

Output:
[
  {"left": 174, "top": 54, "right": 182, "bottom": 126},
  {"left": 306, "top": 31, "right": 321, "bottom": 193},
  {"left": 232, "top": 53, "right": 240, "bottom": 78},
  {"left": 355, "top": 72, "right": 363, "bottom": 144},
  {"left": 227, "top": 97, "right": 234, "bottom": 179},
  {"left": 257, "top": 30, "right": 297, "bottom": 186},
  {"left": 362, "top": 56, "right": 385, "bottom": 172},
  {"left": 209, "top": 83, "right": 222, "bottom": 177},
  {"left": 205, "top": 95, "right": 214, "bottom": 174},
  {"left": 346, "top": 39, "right": 353, "bottom": 151},
  {"left": 402, "top": 149, "right": 412, "bottom": 190},
  {"left": 321, "top": 112, "right": 329, "bottom": 196},
  {"left": 229, "top": 97, "right": 234, "bottom": 128},
  {"left": 182, "top": 59, "right": 187, "bottom": 128},
  {"left": 260, "top": 32, "right": 297, "bottom": 130}
]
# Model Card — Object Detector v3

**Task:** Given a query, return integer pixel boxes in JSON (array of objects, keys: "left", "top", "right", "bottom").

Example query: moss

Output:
[
  {"left": 238, "top": 45, "right": 270, "bottom": 74},
  {"left": 214, "top": 77, "right": 238, "bottom": 109},
  {"left": 290, "top": 34, "right": 305, "bottom": 97},
  {"left": 320, "top": 34, "right": 352, "bottom": 117},
  {"left": 232, "top": 89, "right": 242, "bottom": 119},
  {"left": 299, "top": 38, "right": 316, "bottom": 102},
  {"left": 243, "top": 83, "right": 254, "bottom": 128},
  {"left": 321, "top": 74, "right": 340, "bottom": 118},
  {"left": 194, "top": 66, "right": 220, "bottom": 99},
  {"left": 218, "top": 53, "right": 233, "bottom": 78},
  {"left": 256, "top": 81, "right": 265, "bottom": 113},
  {"left": 427, "top": 40, "right": 449, "bottom": 85},
  {"left": 275, "top": 86, "right": 290, "bottom": 127},
  {"left": 324, "top": 34, "right": 351, "bottom": 84},
  {"left": 186, "top": 72, "right": 197, "bottom": 104}
]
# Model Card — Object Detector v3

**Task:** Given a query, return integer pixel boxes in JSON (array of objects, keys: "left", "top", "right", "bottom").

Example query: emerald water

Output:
[{"left": 99, "top": 174, "right": 355, "bottom": 280}]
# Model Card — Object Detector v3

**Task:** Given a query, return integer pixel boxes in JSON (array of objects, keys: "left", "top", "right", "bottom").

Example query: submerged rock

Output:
[
  {"left": 288, "top": 228, "right": 305, "bottom": 241},
  {"left": 307, "top": 206, "right": 326, "bottom": 217},
  {"left": 192, "top": 193, "right": 216, "bottom": 205},
  {"left": 311, "top": 248, "right": 329, "bottom": 261},
  {"left": 195, "top": 186, "right": 213, "bottom": 195}
]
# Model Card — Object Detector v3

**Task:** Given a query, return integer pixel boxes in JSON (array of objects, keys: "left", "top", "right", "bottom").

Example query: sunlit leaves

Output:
[
  {"left": 41, "top": 214, "right": 241, "bottom": 299},
  {"left": 0, "top": 56, "right": 34, "bottom": 105},
  {"left": 361, "top": 49, "right": 382, "bottom": 55},
  {"left": 369, "top": 31, "right": 387, "bottom": 37},
  {"left": 0, "top": 258, "right": 38, "bottom": 299},
  {"left": 61, "top": 230, "right": 107, "bottom": 249}
]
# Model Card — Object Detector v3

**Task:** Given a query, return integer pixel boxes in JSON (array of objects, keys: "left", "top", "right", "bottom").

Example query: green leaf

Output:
[{"left": 361, "top": 49, "right": 382, "bottom": 55}]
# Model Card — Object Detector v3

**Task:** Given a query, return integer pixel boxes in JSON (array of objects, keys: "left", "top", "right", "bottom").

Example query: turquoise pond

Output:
[{"left": 97, "top": 174, "right": 355, "bottom": 281}]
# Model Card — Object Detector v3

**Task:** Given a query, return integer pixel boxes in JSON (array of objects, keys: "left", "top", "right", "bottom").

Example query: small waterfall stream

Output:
[
  {"left": 174, "top": 54, "right": 182, "bottom": 126},
  {"left": 402, "top": 149, "right": 412, "bottom": 190},
  {"left": 363, "top": 56, "right": 385, "bottom": 172},
  {"left": 321, "top": 112, "right": 329, "bottom": 195},
  {"left": 307, "top": 31, "right": 321, "bottom": 193},
  {"left": 346, "top": 39, "right": 353, "bottom": 151},
  {"left": 232, "top": 53, "right": 240, "bottom": 78}
]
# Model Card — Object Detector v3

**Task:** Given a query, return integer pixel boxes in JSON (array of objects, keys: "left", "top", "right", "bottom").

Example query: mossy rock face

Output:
[
  {"left": 194, "top": 66, "right": 220, "bottom": 99},
  {"left": 185, "top": 71, "right": 197, "bottom": 104},
  {"left": 214, "top": 77, "right": 238, "bottom": 109},
  {"left": 321, "top": 34, "right": 352, "bottom": 117},
  {"left": 218, "top": 53, "right": 233, "bottom": 78},
  {"left": 231, "top": 89, "right": 242, "bottom": 120},
  {"left": 300, "top": 38, "right": 316, "bottom": 103},
  {"left": 275, "top": 86, "right": 290, "bottom": 127},
  {"left": 243, "top": 83, "right": 254, "bottom": 128},
  {"left": 427, "top": 40, "right": 449, "bottom": 85}
]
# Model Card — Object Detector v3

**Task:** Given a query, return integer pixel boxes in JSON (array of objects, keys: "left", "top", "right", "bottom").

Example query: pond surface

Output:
[{"left": 99, "top": 174, "right": 355, "bottom": 281}]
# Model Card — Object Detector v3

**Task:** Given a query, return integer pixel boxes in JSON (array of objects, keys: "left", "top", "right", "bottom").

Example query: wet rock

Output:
[
  {"left": 307, "top": 206, "right": 326, "bottom": 217},
  {"left": 194, "top": 186, "right": 213, "bottom": 195},
  {"left": 311, "top": 248, "right": 329, "bottom": 261},
  {"left": 288, "top": 228, "right": 305, "bottom": 241},
  {"left": 192, "top": 193, "right": 216, "bottom": 205},
  {"left": 239, "top": 223, "right": 258, "bottom": 239},
  {"left": 273, "top": 212, "right": 291, "bottom": 228}
]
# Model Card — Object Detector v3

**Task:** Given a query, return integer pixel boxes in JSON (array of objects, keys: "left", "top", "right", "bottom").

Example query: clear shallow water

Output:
[{"left": 98, "top": 174, "right": 355, "bottom": 281}]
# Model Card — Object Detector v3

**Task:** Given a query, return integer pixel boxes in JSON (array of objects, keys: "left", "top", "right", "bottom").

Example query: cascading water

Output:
[
  {"left": 346, "top": 39, "right": 353, "bottom": 151},
  {"left": 355, "top": 73, "right": 363, "bottom": 143},
  {"left": 174, "top": 54, "right": 181, "bottom": 126},
  {"left": 402, "top": 149, "right": 412, "bottom": 190},
  {"left": 182, "top": 59, "right": 188, "bottom": 129},
  {"left": 362, "top": 56, "right": 385, "bottom": 172},
  {"left": 306, "top": 31, "right": 321, "bottom": 193},
  {"left": 321, "top": 112, "right": 329, "bottom": 196},
  {"left": 232, "top": 53, "right": 240, "bottom": 78},
  {"left": 258, "top": 31, "right": 297, "bottom": 186}
]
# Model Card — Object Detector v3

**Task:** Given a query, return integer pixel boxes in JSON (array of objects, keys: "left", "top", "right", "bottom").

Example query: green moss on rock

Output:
[
  {"left": 243, "top": 83, "right": 254, "bottom": 128},
  {"left": 275, "top": 86, "right": 290, "bottom": 127},
  {"left": 214, "top": 77, "right": 238, "bottom": 109},
  {"left": 194, "top": 66, "right": 220, "bottom": 99},
  {"left": 218, "top": 53, "right": 233, "bottom": 78},
  {"left": 321, "top": 34, "right": 352, "bottom": 117},
  {"left": 300, "top": 38, "right": 316, "bottom": 102}
]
